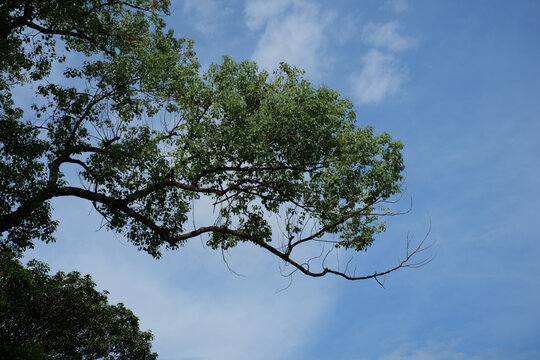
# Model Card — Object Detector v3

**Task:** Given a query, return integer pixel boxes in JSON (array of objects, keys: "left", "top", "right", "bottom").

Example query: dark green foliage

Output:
[{"left": 0, "top": 251, "right": 157, "bottom": 359}]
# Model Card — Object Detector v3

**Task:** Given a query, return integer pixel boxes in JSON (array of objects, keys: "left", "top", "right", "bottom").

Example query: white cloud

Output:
[
  {"left": 351, "top": 20, "right": 415, "bottom": 104},
  {"left": 351, "top": 50, "right": 407, "bottom": 104},
  {"left": 362, "top": 21, "right": 415, "bottom": 52},
  {"left": 244, "top": 0, "right": 292, "bottom": 31},
  {"left": 384, "top": 0, "right": 409, "bottom": 13},
  {"left": 245, "top": 0, "right": 331, "bottom": 74}
]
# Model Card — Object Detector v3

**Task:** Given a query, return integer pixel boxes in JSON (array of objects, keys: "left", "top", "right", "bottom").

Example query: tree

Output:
[
  {"left": 0, "top": 251, "right": 157, "bottom": 359},
  {"left": 0, "top": 0, "right": 430, "bottom": 281}
]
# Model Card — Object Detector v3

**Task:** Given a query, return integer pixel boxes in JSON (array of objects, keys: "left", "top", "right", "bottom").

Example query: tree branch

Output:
[
  {"left": 122, "top": 180, "right": 225, "bottom": 203},
  {"left": 192, "top": 162, "right": 327, "bottom": 186},
  {"left": 166, "top": 223, "right": 434, "bottom": 283},
  {"left": 288, "top": 199, "right": 380, "bottom": 253},
  {"left": 22, "top": 20, "right": 115, "bottom": 56}
]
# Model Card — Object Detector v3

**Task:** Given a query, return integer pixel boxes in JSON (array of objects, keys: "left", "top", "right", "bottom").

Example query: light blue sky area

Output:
[{"left": 24, "top": 1, "right": 540, "bottom": 359}]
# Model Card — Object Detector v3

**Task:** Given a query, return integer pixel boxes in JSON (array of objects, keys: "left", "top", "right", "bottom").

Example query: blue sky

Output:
[{"left": 24, "top": 0, "right": 540, "bottom": 359}]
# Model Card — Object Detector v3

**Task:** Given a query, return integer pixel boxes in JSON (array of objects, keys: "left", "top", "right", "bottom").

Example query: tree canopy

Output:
[
  {"left": 0, "top": 0, "right": 429, "bottom": 281},
  {"left": 0, "top": 251, "right": 157, "bottom": 359}
]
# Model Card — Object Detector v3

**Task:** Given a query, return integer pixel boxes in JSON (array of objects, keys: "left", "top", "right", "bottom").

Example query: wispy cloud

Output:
[
  {"left": 352, "top": 50, "right": 407, "bottom": 104},
  {"left": 383, "top": 0, "right": 409, "bottom": 13},
  {"left": 244, "top": 0, "right": 292, "bottom": 31},
  {"left": 245, "top": 0, "right": 332, "bottom": 74},
  {"left": 362, "top": 21, "right": 416, "bottom": 52},
  {"left": 352, "top": 20, "right": 415, "bottom": 104}
]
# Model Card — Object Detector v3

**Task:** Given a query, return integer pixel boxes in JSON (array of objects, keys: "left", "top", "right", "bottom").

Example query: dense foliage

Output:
[
  {"left": 0, "top": 251, "right": 157, "bottom": 359},
  {"left": 0, "top": 0, "right": 423, "bottom": 280}
]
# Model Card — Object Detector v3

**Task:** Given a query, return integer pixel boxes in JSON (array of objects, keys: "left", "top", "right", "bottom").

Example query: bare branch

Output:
[
  {"left": 288, "top": 199, "right": 380, "bottom": 252},
  {"left": 221, "top": 247, "right": 244, "bottom": 277}
]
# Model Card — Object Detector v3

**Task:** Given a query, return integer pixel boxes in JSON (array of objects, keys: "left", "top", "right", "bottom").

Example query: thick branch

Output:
[
  {"left": 0, "top": 190, "right": 55, "bottom": 234},
  {"left": 0, "top": 186, "right": 171, "bottom": 244},
  {"left": 22, "top": 20, "right": 115, "bottom": 56},
  {"left": 1, "top": 1, "right": 31, "bottom": 37},
  {"left": 64, "top": 187, "right": 176, "bottom": 243},
  {"left": 1, "top": 183, "right": 431, "bottom": 283}
]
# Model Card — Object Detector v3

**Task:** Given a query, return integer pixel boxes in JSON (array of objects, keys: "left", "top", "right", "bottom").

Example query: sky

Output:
[{"left": 23, "top": 0, "right": 540, "bottom": 359}]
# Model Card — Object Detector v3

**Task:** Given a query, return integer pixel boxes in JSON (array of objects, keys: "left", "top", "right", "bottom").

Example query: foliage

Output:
[
  {"left": 0, "top": 251, "right": 157, "bottom": 359},
  {"left": 0, "top": 0, "right": 427, "bottom": 280}
]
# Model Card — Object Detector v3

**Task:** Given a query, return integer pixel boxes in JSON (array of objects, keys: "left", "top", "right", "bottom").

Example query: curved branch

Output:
[
  {"left": 53, "top": 187, "right": 174, "bottom": 243},
  {"left": 1, "top": 182, "right": 433, "bottom": 283},
  {"left": 0, "top": 186, "right": 171, "bottom": 244},
  {"left": 166, "top": 223, "right": 434, "bottom": 282},
  {"left": 23, "top": 20, "right": 115, "bottom": 56}
]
